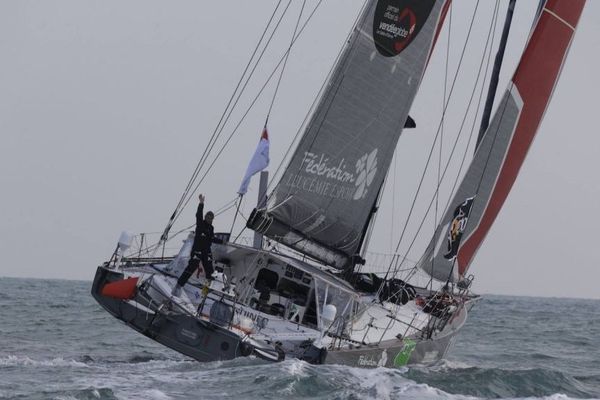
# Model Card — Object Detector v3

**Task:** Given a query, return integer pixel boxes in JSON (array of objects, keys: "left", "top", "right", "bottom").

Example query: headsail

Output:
[
  {"left": 418, "top": 0, "right": 586, "bottom": 282},
  {"left": 248, "top": 0, "right": 451, "bottom": 268}
]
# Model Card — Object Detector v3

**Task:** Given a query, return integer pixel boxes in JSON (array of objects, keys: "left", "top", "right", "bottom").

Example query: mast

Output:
[
  {"left": 476, "top": 0, "right": 516, "bottom": 149},
  {"left": 253, "top": 171, "right": 269, "bottom": 249}
]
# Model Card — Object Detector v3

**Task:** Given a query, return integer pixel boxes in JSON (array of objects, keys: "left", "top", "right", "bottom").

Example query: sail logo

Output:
[
  {"left": 353, "top": 149, "right": 378, "bottom": 200},
  {"left": 284, "top": 150, "right": 378, "bottom": 201},
  {"left": 300, "top": 152, "right": 355, "bottom": 183},
  {"left": 443, "top": 197, "right": 475, "bottom": 261},
  {"left": 373, "top": 0, "right": 436, "bottom": 57}
]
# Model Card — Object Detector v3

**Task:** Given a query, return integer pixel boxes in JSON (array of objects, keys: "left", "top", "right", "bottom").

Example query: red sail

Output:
[
  {"left": 418, "top": 0, "right": 586, "bottom": 282},
  {"left": 457, "top": 0, "right": 586, "bottom": 275}
]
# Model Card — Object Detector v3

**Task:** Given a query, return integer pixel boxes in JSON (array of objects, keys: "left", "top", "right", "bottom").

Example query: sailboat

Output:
[{"left": 91, "top": 0, "right": 586, "bottom": 368}]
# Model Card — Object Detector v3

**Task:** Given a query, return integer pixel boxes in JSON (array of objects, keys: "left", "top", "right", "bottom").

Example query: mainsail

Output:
[
  {"left": 418, "top": 0, "right": 586, "bottom": 282},
  {"left": 248, "top": 0, "right": 451, "bottom": 268}
]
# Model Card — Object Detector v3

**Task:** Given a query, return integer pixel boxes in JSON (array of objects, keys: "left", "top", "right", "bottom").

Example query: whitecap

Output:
[
  {"left": 138, "top": 389, "right": 173, "bottom": 400},
  {"left": 504, "top": 394, "right": 597, "bottom": 400},
  {"left": 282, "top": 359, "right": 309, "bottom": 378},
  {"left": 0, "top": 355, "right": 88, "bottom": 368},
  {"left": 434, "top": 359, "right": 473, "bottom": 370}
]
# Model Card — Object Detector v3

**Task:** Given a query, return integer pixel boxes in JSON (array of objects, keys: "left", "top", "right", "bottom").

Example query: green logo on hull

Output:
[{"left": 393, "top": 339, "right": 416, "bottom": 367}]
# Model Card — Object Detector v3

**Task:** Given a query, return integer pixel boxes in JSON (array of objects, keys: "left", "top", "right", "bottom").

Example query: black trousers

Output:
[{"left": 177, "top": 251, "right": 214, "bottom": 287}]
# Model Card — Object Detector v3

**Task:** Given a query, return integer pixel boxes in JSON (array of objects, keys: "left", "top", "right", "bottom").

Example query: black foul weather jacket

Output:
[{"left": 192, "top": 203, "right": 215, "bottom": 254}]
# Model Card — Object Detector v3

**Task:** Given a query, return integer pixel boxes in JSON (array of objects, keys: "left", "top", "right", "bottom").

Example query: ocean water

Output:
[{"left": 0, "top": 277, "right": 599, "bottom": 400}]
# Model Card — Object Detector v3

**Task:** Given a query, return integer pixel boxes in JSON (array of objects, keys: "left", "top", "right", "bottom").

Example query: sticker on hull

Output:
[{"left": 393, "top": 338, "right": 417, "bottom": 367}]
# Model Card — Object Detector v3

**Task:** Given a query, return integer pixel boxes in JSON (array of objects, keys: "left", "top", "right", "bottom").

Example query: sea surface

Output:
[{"left": 0, "top": 277, "right": 599, "bottom": 400}]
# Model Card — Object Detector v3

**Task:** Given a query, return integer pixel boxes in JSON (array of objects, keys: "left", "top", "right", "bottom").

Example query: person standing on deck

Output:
[{"left": 172, "top": 194, "right": 219, "bottom": 296}]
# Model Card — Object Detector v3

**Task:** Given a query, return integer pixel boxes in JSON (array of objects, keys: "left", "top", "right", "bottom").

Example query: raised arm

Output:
[{"left": 196, "top": 194, "right": 205, "bottom": 226}]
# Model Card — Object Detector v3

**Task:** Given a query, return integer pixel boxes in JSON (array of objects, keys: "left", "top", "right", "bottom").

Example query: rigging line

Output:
[
  {"left": 264, "top": 0, "right": 370, "bottom": 196},
  {"left": 477, "top": 0, "right": 516, "bottom": 146},
  {"left": 381, "top": 0, "right": 483, "bottom": 283},
  {"left": 225, "top": 4, "right": 304, "bottom": 239},
  {"left": 144, "top": 195, "right": 240, "bottom": 254},
  {"left": 391, "top": 150, "right": 397, "bottom": 253},
  {"left": 435, "top": 0, "right": 502, "bottom": 285},
  {"left": 358, "top": 161, "right": 393, "bottom": 265},
  {"left": 228, "top": 195, "right": 243, "bottom": 237},
  {"left": 437, "top": 1, "right": 453, "bottom": 228},
  {"left": 164, "top": 1, "right": 284, "bottom": 231},
  {"left": 268, "top": 0, "right": 400, "bottom": 241},
  {"left": 474, "top": 64, "right": 514, "bottom": 186},
  {"left": 388, "top": 0, "right": 501, "bottom": 285},
  {"left": 444, "top": 83, "right": 508, "bottom": 283},
  {"left": 177, "top": 196, "right": 237, "bottom": 231},
  {"left": 191, "top": 0, "right": 293, "bottom": 167},
  {"left": 442, "top": 0, "right": 514, "bottom": 282},
  {"left": 171, "top": 2, "right": 295, "bottom": 225},
  {"left": 232, "top": 199, "right": 252, "bottom": 244},
  {"left": 173, "top": 0, "right": 294, "bottom": 221},
  {"left": 266, "top": 0, "right": 370, "bottom": 205},
  {"left": 306, "top": 39, "right": 419, "bottom": 241},
  {"left": 441, "top": 0, "right": 501, "bottom": 217},
  {"left": 408, "top": 0, "right": 500, "bottom": 288},
  {"left": 266, "top": 0, "right": 307, "bottom": 122},
  {"left": 400, "top": 0, "right": 500, "bottom": 284},
  {"left": 158, "top": 5, "right": 286, "bottom": 245},
  {"left": 302, "top": 8, "right": 445, "bottom": 259},
  {"left": 432, "top": 1, "right": 453, "bottom": 291},
  {"left": 138, "top": 195, "right": 238, "bottom": 256},
  {"left": 175, "top": 0, "right": 328, "bottom": 218},
  {"left": 214, "top": 196, "right": 242, "bottom": 215}
]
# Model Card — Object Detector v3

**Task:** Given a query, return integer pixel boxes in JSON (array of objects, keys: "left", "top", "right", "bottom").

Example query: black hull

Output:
[{"left": 91, "top": 266, "right": 251, "bottom": 362}]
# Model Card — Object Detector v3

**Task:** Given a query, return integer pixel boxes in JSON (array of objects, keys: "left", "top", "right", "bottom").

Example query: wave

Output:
[
  {"left": 5, "top": 387, "right": 165, "bottom": 400},
  {"left": 51, "top": 388, "right": 118, "bottom": 400},
  {"left": 405, "top": 364, "right": 599, "bottom": 399},
  {"left": 0, "top": 355, "right": 88, "bottom": 368},
  {"left": 215, "top": 360, "right": 598, "bottom": 400},
  {"left": 2, "top": 354, "right": 598, "bottom": 400}
]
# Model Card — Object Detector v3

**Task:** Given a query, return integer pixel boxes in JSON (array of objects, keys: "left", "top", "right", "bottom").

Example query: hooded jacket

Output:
[{"left": 191, "top": 202, "right": 214, "bottom": 254}]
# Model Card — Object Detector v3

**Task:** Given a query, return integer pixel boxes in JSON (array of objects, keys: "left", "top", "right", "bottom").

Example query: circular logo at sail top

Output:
[{"left": 373, "top": 0, "right": 436, "bottom": 57}]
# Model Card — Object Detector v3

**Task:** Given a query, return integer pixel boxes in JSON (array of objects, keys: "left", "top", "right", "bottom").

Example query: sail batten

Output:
[
  {"left": 418, "top": 0, "right": 586, "bottom": 282},
  {"left": 248, "top": 0, "right": 451, "bottom": 268}
]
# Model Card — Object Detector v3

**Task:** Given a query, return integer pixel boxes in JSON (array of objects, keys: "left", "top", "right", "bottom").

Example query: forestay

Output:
[
  {"left": 248, "top": 0, "right": 451, "bottom": 268},
  {"left": 418, "top": 0, "right": 586, "bottom": 282}
]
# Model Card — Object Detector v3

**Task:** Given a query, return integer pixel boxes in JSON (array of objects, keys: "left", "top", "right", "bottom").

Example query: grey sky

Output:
[{"left": 1, "top": 1, "right": 598, "bottom": 299}]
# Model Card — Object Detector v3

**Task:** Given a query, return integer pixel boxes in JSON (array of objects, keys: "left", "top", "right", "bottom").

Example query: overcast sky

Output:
[{"left": 1, "top": 1, "right": 598, "bottom": 300}]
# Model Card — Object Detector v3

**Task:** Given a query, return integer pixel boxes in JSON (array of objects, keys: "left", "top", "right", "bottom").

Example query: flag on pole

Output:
[{"left": 238, "top": 127, "right": 270, "bottom": 195}]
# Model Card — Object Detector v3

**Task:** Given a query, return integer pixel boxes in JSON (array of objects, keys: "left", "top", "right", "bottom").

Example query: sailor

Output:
[{"left": 172, "top": 194, "right": 219, "bottom": 296}]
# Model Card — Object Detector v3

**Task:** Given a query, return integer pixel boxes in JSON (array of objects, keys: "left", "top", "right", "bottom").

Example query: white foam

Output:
[
  {"left": 327, "top": 364, "right": 481, "bottom": 400},
  {"left": 340, "top": 366, "right": 403, "bottom": 400},
  {"left": 395, "top": 381, "right": 479, "bottom": 400},
  {"left": 0, "top": 355, "right": 88, "bottom": 368},
  {"left": 137, "top": 389, "right": 173, "bottom": 400},
  {"left": 505, "top": 395, "right": 597, "bottom": 400},
  {"left": 130, "top": 358, "right": 192, "bottom": 370},
  {"left": 435, "top": 359, "right": 473, "bottom": 370},
  {"left": 282, "top": 359, "right": 309, "bottom": 378}
]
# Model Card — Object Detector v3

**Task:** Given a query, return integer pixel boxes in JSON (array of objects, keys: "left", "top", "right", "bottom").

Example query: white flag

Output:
[{"left": 238, "top": 127, "right": 270, "bottom": 195}]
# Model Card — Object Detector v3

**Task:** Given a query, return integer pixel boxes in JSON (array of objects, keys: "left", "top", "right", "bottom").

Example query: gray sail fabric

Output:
[
  {"left": 418, "top": 89, "right": 522, "bottom": 283},
  {"left": 417, "top": 0, "right": 585, "bottom": 282},
  {"left": 248, "top": 0, "right": 449, "bottom": 268}
]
